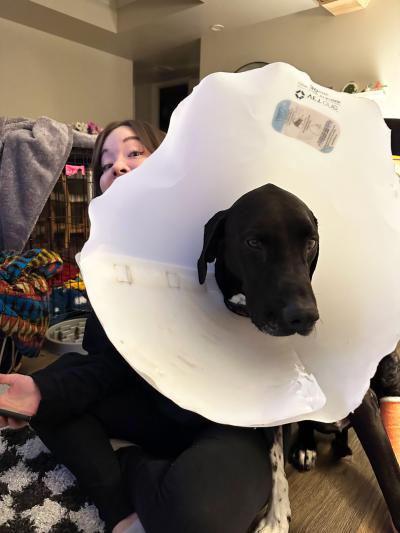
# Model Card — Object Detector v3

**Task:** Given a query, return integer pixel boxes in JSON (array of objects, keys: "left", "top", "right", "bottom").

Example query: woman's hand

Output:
[{"left": 0, "top": 374, "right": 42, "bottom": 429}]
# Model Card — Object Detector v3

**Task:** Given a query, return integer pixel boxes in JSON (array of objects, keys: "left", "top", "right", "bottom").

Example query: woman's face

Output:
[{"left": 99, "top": 125, "right": 151, "bottom": 193}]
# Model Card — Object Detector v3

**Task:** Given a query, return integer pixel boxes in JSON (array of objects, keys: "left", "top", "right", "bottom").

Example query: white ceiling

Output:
[
  {"left": 0, "top": 0, "right": 322, "bottom": 83},
  {"left": 0, "top": 0, "right": 319, "bottom": 61}
]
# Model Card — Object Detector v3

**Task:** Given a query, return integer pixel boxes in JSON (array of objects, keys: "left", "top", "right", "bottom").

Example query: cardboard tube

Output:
[{"left": 380, "top": 397, "right": 400, "bottom": 464}]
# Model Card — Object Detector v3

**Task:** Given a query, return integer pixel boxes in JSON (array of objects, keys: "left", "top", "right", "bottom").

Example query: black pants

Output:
[{"left": 31, "top": 355, "right": 272, "bottom": 533}]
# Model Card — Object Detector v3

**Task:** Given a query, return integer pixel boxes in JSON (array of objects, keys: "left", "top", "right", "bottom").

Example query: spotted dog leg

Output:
[{"left": 254, "top": 427, "right": 291, "bottom": 533}]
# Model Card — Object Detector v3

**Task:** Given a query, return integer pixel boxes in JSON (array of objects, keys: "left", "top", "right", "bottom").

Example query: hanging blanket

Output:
[
  {"left": 0, "top": 117, "right": 74, "bottom": 252},
  {"left": 0, "top": 249, "right": 63, "bottom": 358},
  {"left": 0, "top": 116, "right": 98, "bottom": 252}
]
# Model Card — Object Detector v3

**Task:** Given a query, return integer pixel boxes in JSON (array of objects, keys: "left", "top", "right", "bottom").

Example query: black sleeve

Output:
[
  {"left": 81, "top": 309, "right": 116, "bottom": 354},
  {"left": 32, "top": 312, "right": 138, "bottom": 423}
]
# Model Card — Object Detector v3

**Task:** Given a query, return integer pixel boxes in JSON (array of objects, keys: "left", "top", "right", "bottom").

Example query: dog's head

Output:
[{"left": 198, "top": 184, "right": 319, "bottom": 336}]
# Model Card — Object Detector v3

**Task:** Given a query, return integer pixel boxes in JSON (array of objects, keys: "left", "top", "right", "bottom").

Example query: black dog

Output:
[
  {"left": 197, "top": 183, "right": 320, "bottom": 529},
  {"left": 197, "top": 183, "right": 320, "bottom": 337},
  {"left": 197, "top": 183, "right": 400, "bottom": 531}
]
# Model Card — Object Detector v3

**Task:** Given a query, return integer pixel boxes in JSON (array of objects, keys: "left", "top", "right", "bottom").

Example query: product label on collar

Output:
[
  {"left": 272, "top": 100, "right": 340, "bottom": 153},
  {"left": 294, "top": 82, "right": 342, "bottom": 112}
]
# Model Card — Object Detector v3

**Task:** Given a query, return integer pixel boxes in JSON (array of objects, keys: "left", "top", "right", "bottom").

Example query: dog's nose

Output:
[{"left": 282, "top": 302, "right": 319, "bottom": 333}]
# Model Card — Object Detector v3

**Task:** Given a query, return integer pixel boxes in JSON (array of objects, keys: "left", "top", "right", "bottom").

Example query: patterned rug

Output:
[{"left": 0, "top": 426, "right": 104, "bottom": 533}]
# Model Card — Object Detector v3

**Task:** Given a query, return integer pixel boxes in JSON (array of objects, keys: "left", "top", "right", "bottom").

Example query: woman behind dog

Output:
[{"left": 0, "top": 118, "right": 272, "bottom": 533}]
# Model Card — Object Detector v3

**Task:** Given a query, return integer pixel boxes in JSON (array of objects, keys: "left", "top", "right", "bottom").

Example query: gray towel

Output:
[
  {"left": 0, "top": 116, "right": 78, "bottom": 252},
  {"left": 72, "top": 129, "right": 98, "bottom": 149}
]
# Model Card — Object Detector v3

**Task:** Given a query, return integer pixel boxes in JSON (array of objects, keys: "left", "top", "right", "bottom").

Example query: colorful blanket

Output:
[{"left": 0, "top": 249, "right": 63, "bottom": 359}]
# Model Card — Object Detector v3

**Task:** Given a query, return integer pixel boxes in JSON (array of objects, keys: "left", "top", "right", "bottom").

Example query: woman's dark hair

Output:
[{"left": 91, "top": 119, "right": 166, "bottom": 197}]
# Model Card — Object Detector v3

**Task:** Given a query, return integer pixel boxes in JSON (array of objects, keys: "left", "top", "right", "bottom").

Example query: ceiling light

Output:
[
  {"left": 319, "top": 0, "right": 370, "bottom": 15},
  {"left": 210, "top": 24, "right": 224, "bottom": 32}
]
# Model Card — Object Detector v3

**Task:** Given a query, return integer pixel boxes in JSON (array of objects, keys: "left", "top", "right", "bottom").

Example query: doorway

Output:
[{"left": 159, "top": 83, "right": 189, "bottom": 131}]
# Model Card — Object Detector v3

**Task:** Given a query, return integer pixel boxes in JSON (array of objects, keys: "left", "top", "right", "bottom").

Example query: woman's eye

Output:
[
  {"left": 101, "top": 163, "right": 112, "bottom": 172},
  {"left": 246, "top": 238, "right": 262, "bottom": 249},
  {"left": 128, "top": 150, "right": 144, "bottom": 158}
]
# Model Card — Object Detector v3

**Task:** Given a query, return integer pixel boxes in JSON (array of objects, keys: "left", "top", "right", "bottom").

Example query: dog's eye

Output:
[
  {"left": 246, "top": 238, "right": 262, "bottom": 249},
  {"left": 306, "top": 239, "right": 317, "bottom": 252}
]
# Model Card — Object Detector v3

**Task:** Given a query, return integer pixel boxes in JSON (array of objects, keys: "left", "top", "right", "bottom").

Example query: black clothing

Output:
[{"left": 31, "top": 312, "right": 271, "bottom": 532}]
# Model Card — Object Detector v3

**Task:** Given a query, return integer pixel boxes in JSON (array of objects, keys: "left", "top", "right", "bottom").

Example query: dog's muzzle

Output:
[
  {"left": 226, "top": 291, "right": 319, "bottom": 336},
  {"left": 281, "top": 301, "right": 319, "bottom": 335},
  {"left": 255, "top": 302, "right": 319, "bottom": 337}
]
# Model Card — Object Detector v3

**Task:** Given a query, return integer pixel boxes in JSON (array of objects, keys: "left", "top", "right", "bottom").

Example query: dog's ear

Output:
[
  {"left": 197, "top": 210, "right": 227, "bottom": 284},
  {"left": 309, "top": 214, "right": 319, "bottom": 279}
]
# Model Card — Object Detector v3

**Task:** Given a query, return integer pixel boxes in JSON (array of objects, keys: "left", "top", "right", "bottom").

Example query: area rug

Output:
[{"left": 0, "top": 426, "right": 104, "bottom": 532}]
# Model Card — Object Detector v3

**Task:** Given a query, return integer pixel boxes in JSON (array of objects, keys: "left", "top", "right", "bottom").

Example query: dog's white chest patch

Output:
[
  {"left": 255, "top": 428, "right": 291, "bottom": 533},
  {"left": 228, "top": 293, "right": 247, "bottom": 306}
]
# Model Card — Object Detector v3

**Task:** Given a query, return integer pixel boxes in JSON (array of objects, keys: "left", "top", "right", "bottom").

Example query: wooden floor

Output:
[
  {"left": 287, "top": 430, "right": 393, "bottom": 533},
  {"left": 21, "top": 354, "right": 394, "bottom": 533}
]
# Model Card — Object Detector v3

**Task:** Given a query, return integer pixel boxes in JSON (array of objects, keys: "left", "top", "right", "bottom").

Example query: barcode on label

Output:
[{"left": 318, "top": 121, "right": 332, "bottom": 146}]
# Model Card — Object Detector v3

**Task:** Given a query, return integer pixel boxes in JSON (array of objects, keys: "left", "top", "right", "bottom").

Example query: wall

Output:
[
  {"left": 135, "top": 82, "right": 153, "bottom": 124},
  {"left": 0, "top": 17, "right": 133, "bottom": 126},
  {"left": 200, "top": 0, "right": 400, "bottom": 117}
]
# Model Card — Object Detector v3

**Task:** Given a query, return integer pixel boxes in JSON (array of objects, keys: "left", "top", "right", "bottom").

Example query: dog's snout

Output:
[{"left": 282, "top": 302, "right": 319, "bottom": 335}]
